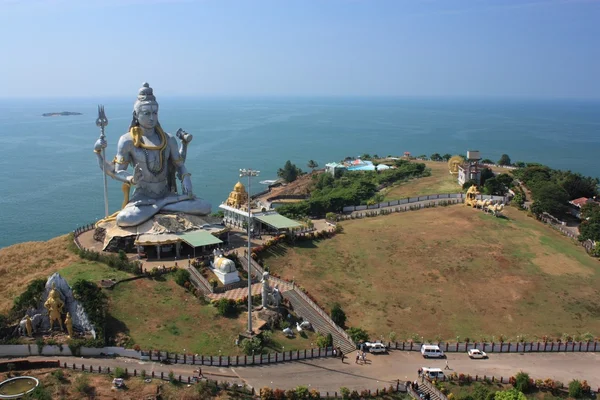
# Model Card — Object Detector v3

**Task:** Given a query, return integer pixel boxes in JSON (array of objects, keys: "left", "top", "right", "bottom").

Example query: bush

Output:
[
  {"left": 261, "top": 330, "right": 273, "bottom": 345},
  {"left": 568, "top": 379, "right": 583, "bottom": 398},
  {"left": 113, "top": 367, "right": 126, "bottom": 379},
  {"left": 514, "top": 372, "right": 531, "bottom": 393},
  {"left": 295, "top": 385, "right": 310, "bottom": 399},
  {"left": 216, "top": 298, "right": 238, "bottom": 316},
  {"left": 330, "top": 303, "right": 347, "bottom": 327},
  {"left": 346, "top": 327, "right": 369, "bottom": 343},
  {"left": 494, "top": 389, "right": 526, "bottom": 400},
  {"left": 241, "top": 337, "right": 262, "bottom": 355},
  {"left": 22, "top": 385, "right": 52, "bottom": 400},
  {"left": 168, "top": 370, "right": 176, "bottom": 384},
  {"left": 74, "top": 374, "right": 92, "bottom": 394},
  {"left": 316, "top": 333, "right": 333, "bottom": 348},
  {"left": 50, "top": 369, "right": 65, "bottom": 382},
  {"left": 340, "top": 387, "right": 351, "bottom": 400},
  {"left": 174, "top": 269, "right": 190, "bottom": 287}
]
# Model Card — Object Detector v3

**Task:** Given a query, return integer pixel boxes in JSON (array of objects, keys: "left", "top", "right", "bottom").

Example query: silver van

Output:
[{"left": 420, "top": 344, "right": 445, "bottom": 358}]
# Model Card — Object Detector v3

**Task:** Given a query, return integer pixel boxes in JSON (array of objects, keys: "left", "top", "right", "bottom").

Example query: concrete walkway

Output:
[{"left": 20, "top": 351, "right": 600, "bottom": 393}]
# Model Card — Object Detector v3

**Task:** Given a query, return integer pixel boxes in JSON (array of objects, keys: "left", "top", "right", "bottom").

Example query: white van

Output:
[
  {"left": 422, "top": 367, "right": 445, "bottom": 380},
  {"left": 420, "top": 344, "right": 445, "bottom": 358}
]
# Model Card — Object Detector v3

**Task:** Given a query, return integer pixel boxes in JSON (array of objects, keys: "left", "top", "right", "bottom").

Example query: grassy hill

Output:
[{"left": 262, "top": 206, "right": 600, "bottom": 342}]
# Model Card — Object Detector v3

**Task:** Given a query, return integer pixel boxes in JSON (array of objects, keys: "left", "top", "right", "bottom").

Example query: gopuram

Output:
[{"left": 91, "top": 83, "right": 228, "bottom": 259}]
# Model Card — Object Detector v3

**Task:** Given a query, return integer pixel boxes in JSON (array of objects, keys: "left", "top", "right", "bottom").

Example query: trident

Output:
[{"left": 96, "top": 105, "right": 109, "bottom": 218}]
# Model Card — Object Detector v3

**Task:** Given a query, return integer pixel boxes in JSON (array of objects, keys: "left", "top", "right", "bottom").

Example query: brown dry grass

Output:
[
  {"left": 0, "top": 235, "right": 78, "bottom": 313},
  {"left": 263, "top": 206, "right": 600, "bottom": 341}
]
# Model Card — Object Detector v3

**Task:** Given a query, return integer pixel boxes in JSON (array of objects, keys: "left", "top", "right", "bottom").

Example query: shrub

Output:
[
  {"left": 50, "top": 369, "right": 65, "bottom": 382},
  {"left": 74, "top": 374, "right": 92, "bottom": 394},
  {"left": 168, "top": 370, "right": 176, "bottom": 384},
  {"left": 241, "top": 337, "right": 262, "bottom": 355},
  {"left": 174, "top": 269, "right": 190, "bottom": 287},
  {"left": 568, "top": 379, "right": 583, "bottom": 398},
  {"left": 494, "top": 388, "right": 526, "bottom": 400},
  {"left": 316, "top": 333, "right": 333, "bottom": 348},
  {"left": 22, "top": 385, "right": 52, "bottom": 400},
  {"left": 330, "top": 303, "right": 347, "bottom": 327},
  {"left": 295, "top": 385, "right": 310, "bottom": 399},
  {"left": 514, "top": 372, "right": 531, "bottom": 393},
  {"left": 340, "top": 387, "right": 351, "bottom": 399},
  {"left": 261, "top": 387, "right": 274, "bottom": 400},
  {"left": 346, "top": 327, "right": 369, "bottom": 343},
  {"left": 216, "top": 298, "right": 238, "bottom": 316},
  {"left": 113, "top": 367, "right": 126, "bottom": 379},
  {"left": 261, "top": 330, "right": 273, "bottom": 345}
]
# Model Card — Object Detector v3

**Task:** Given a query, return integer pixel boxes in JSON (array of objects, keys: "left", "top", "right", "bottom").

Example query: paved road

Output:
[{"left": 23, "top": 351, "right": 600, "bottom": 393}]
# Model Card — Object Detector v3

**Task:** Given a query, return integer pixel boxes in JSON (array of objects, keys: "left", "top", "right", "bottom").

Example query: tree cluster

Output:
[
  {"left": 579, "top": 202, "right": 600, "bottom": 243},
  {"left": 512, "top": 164, "right": 598, "bottom": 216},
  {"left": 277, "top": 160, "right": 304, "bottom": 183},
  {"left": 277, "top": 161, "right": 427, "bottom": 218}
]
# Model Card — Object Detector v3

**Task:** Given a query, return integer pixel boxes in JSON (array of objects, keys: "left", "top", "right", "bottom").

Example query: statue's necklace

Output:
[
  {"left": 130, "top": 126, "right": 168, "bottom": 177},
  {"left": 143, "top": 146, "right": 167, "bottom": 176}
]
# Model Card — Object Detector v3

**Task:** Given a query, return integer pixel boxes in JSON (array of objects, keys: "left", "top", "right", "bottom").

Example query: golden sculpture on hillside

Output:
[
  {"left": 465, "top": 185, "right": 480, "bottom": 207},
  {"left": 65, "top": 312, "right": 74, "bottom": 338},
  {"left": 44, "top": 283, "right": 64, "bottom": 331},
  {"left": 25, "top": 315, "right": 33, "bottom": 337},
  {"left": 448, "top": 155, "right": 465, "bottom": 176}
]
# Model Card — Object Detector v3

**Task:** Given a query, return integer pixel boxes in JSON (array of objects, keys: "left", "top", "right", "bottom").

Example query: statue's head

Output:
[{"left": 132, "top": 82, "right": 159, "bottom": 130}]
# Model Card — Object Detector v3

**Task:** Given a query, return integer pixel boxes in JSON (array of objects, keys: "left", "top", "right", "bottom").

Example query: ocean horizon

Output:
[{"left": 1, "top": 96, "right": 599, "bottom": 249}]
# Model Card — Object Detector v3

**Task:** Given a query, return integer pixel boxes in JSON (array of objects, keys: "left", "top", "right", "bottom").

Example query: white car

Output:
[
  {"left": 467, "top": 349, "right": 488, "bottom": 359},
  {"left": 365, "top": 342, "right": 387, "bottom": 353}
]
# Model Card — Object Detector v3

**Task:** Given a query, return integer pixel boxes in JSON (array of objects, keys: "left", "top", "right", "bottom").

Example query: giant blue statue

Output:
[{"left": 94, "top": 83, "right": 211, "bottom": 227}]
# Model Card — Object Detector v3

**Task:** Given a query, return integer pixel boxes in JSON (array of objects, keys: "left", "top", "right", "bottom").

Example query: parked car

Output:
[
  {"left": 422, "top": 367, "right": 445, "bottom": 380},
  {"left": 467, "top": 348, "right": 488, "bottom": 359},
  {"left": 365, "top": 342, "right": 387, "bottom": 353},
  {"left": 421, "top": 344, "right": 445, "bottom": 358}
]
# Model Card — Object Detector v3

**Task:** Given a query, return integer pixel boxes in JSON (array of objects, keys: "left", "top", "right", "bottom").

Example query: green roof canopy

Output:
[
  {"left": 177, "top": 230, "right": 223, "bottom": 248},
  {"left": 255, "top": 214, "right": 303, "bottom": 230}
]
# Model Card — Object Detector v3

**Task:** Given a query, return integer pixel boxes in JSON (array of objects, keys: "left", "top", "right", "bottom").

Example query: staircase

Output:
[
  {"left": 283, "top": 289, "right": 356, "bottom": 354},
  {"left": 415, "top": 379, "right": 447, "bottom": 400}
]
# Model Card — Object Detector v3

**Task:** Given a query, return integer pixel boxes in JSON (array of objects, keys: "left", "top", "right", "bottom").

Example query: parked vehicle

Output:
[
  {"left": 467, "top": 348, "right": 488, "bottom": 359},
  {"left": 365, "top": 342, "right": 387, "bottom": 353},
  {"left": 422, "top": 367, "right": 445, "bottom": 380},
  {"left": 421, "top": 344, "right": 445, "bottom": 358}
]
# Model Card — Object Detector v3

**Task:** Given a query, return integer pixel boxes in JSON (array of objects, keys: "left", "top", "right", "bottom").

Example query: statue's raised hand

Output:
[
  {"left": 131, "top": 163, "right": 144, "bottom": 185},
  {"left": 94, "top": 137, "right": 107, "bottom": 153}
]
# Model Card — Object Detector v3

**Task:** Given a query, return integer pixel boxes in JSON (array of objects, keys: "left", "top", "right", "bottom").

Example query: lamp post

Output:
[{"left": 240, "top": 168, "right": 259, "bottom": 335}]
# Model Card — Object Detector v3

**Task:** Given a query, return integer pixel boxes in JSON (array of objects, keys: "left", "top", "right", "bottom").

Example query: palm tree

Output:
[{"left": 307, "top": 160, "right": 319, "bottom": 171}]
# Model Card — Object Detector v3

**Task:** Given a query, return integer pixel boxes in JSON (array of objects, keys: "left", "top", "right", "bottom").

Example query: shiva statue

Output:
[{"left": 94, "top": 83, "right": 211, "bottom": 227}]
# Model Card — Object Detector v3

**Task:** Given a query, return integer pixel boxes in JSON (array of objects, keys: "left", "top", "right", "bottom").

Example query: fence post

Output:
[
  {"left": 152, "top": 371, "right": 155, "bottom": 378},
  {"left": 446, "top": 342, "right": 449, "bottom": 352},
  {"left": 81, "top": 364, "right": 85, "bottom": 371},
  {"left": 98, "top": 366, "right": 101, "bottom": 373},
  {"left": 311, "top": 348, "right": 314, "bottom": 358},
  {"left": 89, "top": 365, "right": 92, "bottom": 372},
  {"left": 161, "top": 372, "right": 164, "bottom": 380},
  {"left": 304, "top": 349, "right": 307, "bottom": 359},
  {"left": 125, "top": 368, "right": 128, "bottom": 375},
  {"left": 134, "top": 369, "right": 137, "bottom": 377}
]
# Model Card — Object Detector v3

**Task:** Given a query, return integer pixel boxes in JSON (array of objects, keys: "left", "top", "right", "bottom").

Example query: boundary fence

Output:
[
  {"left": 384, "top": 340, "right": 600, "bottom": 353},
  {"left": 341, "top": 193, "right": 508, "bottom": 213}
]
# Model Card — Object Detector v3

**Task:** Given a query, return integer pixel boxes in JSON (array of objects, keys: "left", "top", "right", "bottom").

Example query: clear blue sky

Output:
[{"left": 1, "top": 0, "right": 598, "bottom": 98}]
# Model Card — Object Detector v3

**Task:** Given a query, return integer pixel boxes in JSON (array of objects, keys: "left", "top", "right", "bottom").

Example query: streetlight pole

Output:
[{"left": 240, "top": 168, "right": 259, "bottom": 335}]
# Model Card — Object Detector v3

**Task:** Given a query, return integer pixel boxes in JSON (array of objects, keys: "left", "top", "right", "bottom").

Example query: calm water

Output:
[{"left": 0, "top": 97, "right": 599, "bottom": 248}]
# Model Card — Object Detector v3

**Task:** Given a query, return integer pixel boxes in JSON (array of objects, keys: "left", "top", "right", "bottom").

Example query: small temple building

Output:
[
  {"left": 219, "top": 181, "right": 304, "bottom": 235},
  {"left": 458, "top": 150, "right": 483, "bottom": 186}
]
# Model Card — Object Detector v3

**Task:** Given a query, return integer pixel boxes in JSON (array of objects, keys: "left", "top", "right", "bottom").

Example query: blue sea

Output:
[{"left": 1, "top": 97, "right": 599, "bottom": 249}]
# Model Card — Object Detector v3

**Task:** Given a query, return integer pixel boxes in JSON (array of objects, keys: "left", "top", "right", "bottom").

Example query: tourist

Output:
[
  {"left": 361, "top": 351, "right": 367, "bottom": 363},
  {"left": 413, "top": 381, "right": 419, "bottom": 391},
  {"left": 356, "top": 352, "right": 360, "bottom": 364},
  {"left": 333, "top": 348, "right": 337, "bottom": 357},
  {"left": 445, "top": 359, "right": 450, "bottom": 370}
]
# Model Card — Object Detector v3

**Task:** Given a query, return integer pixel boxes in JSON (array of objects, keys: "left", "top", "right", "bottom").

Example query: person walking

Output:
[
  {"left": 356, "top": 351, "right": 361, "bottom": 364},
  {"left": 445, "top": 359, "right": 450, "bottom": 370}
]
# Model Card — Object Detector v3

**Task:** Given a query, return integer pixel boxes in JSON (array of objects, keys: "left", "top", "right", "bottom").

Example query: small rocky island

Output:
[{"left": 42, "top": 111, "right": 82, "bottom": 117}]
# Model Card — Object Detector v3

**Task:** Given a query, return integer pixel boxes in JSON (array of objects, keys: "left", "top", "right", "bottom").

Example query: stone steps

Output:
[{"left": 283, "top": 289, "right": 355, "bottom": 354}]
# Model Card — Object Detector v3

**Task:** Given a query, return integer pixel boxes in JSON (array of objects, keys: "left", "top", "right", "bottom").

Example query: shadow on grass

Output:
[{"left": 105, "top": 313, "right": 130, "bottom": 343}]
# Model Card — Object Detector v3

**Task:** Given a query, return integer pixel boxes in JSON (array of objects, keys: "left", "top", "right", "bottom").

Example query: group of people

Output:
[{"left": 355, "top": 351, "right": 368, "bottom": 364}]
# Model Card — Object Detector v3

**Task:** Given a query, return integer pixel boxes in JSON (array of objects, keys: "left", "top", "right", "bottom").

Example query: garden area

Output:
[
  {"left": 434, "top": 371, "right": 594, "bottom": 400},
  {"left": 261, "top": 205, "right": 600, "bottom": 342}
]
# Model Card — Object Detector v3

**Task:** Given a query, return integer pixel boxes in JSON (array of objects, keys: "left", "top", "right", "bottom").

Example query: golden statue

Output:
[
  {"left": 465, "top": 185, "right": 480, "bottom": 207},
  {"left": 65, "top": 312, "right": 74, "bottom": 338},
  {"left": 448, "top": 155, "right": 465, "bottom": 176},
  {"left": 25, "top": 315, "right": 33, "bottom": 337},
  {"left": 44, "top": 283, "right": 64, "bottom": 331}
]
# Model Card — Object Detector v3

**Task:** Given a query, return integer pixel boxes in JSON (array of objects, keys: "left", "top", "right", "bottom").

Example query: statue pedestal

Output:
[{"left": 212, "top": 269, "right": 241, "bottom": 285}]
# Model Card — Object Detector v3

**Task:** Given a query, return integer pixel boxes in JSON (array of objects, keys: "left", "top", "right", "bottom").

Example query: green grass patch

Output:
[{"left": 60, "top": 261, "right": 134, "bottom": 284}]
